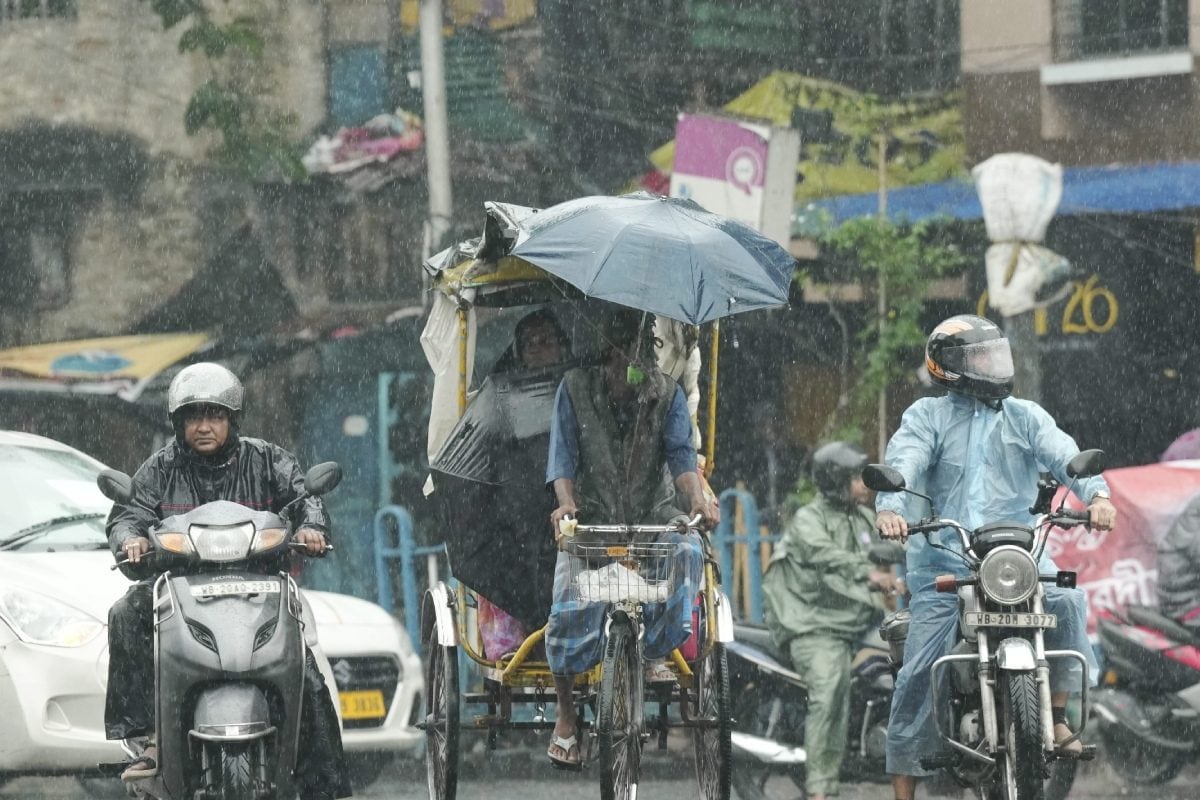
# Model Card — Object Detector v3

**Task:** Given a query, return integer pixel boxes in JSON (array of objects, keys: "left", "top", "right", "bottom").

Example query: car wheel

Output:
[{"left": 348, "top": 751, "right": 395, "bottom": 789}]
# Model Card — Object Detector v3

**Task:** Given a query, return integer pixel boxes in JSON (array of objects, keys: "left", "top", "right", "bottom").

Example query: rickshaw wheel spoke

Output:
[
  {"left": 692, "top": 642, "right": 732, "bottom": 800},
  {"left": 425, "top": 644, "right": 460, "bottom": 800},
  {"left": 598, "top": 618, "right": 640, "bottom": 800}
]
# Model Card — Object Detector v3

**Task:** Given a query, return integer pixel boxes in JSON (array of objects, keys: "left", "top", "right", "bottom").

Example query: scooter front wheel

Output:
[{"left": 213, "top": 743, "right": 256, "bottom": 800}]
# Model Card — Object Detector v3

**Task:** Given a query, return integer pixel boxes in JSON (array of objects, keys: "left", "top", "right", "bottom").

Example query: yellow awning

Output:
[{"left": 0, "top": 333, "right": 209, "bottom": 381}]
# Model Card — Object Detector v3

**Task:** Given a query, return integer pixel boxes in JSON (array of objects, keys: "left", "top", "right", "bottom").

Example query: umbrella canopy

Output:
[{"left": 509, "top": 192, "right": 795, "bottom": 325}]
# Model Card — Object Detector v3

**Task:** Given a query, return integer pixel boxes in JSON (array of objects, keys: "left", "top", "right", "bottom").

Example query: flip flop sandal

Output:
[
  {"left": 121, "top": 746, "right": 159, "bottom": 781},
  {"left": 547, "top": 732, "right": 582, "bottom": 772}
]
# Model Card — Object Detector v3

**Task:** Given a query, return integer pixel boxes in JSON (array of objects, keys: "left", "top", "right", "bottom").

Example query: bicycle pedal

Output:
[
  {"left": 920, "top": 752, "right": 959, "bottom": 770},
  {"left": 1077, "top": 744, "right": 1097, "bottom": 761}
]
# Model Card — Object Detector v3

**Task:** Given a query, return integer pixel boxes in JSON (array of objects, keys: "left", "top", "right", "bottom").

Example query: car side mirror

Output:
[
  {"left": 97, "top": 469, "right": 134, "bottom": 504},
  {"left": 862, "top": 464, "right": 906, "bottom": 493},
  {"left": 304, "top": 462, "right": 343, "bottom": 496},
  {"left": 1066, "top": 449, "right": 1105, "bottom": 479}
]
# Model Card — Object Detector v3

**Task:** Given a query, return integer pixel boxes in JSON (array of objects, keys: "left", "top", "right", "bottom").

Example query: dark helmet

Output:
[
  {"left": 167, "top": 362, "right": 244, "bottom": 424},
  {"left": 925, "top": 314, "right": 1013, "bottom": 401},
  {"left": 812, "top": 441, "right": 868, "bottom": 506}
]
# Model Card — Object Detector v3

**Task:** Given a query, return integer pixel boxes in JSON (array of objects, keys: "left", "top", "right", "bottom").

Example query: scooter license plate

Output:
[
  {"left": 190, "top": 581, "right": 281, "bottom": 598},
  {"left": 340, "top": 689, "right": 387, "bottom": 720},
  {"left": 963, "top": 611, "right": 1057, "bottom": 628}
]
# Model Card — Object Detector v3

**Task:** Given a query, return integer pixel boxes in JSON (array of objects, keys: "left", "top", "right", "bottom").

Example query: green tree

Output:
[
  {"left": 815, "top": 216, "right": 968, "bottom": 442},
  {"left": 142, "top": 0, "right": 305, "bottom": 181}
]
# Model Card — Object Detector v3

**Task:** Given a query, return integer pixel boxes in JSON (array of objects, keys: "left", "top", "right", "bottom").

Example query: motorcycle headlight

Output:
[
  {"left": 190, "top": 523, "right": 254, "bottom": 562},
  {"left": 0, "top": 587, "right": 103, "bottom": 647},
  {"left": 978, "top": 546, "right": 1039, "bottom": 605}
]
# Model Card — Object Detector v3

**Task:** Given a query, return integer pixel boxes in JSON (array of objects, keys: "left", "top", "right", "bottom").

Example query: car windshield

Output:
[{"left": 0, "top": 443, "right": 110, "bottom": 552}]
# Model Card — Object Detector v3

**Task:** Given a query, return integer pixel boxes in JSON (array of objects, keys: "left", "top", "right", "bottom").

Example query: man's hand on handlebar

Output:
[
  {"left": 121, "top": 536, "right": 152, "bottom": 564},
  {"left": 1087, "top": 496, "right": 1117, "bottom": 531},
  {"left": 294, "top": 527, "right": 329, "bottom": 556},
  {"left": 876, "top": 510, "right": 908, "bottom": 542},
  {"left": 551, "top": 503, "right": 577, "bottom": 546},
  {"left": 689, "top": 494, "right": 720, "bottom": 530}
]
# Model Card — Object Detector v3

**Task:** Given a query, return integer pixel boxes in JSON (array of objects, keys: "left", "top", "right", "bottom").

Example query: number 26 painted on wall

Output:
[{"left": 977, "top": 275, "right": 1118, "bottom": 336}]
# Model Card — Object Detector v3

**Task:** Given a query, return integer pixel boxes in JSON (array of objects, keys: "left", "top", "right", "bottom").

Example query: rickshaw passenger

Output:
[
  {"left": 543, "top": 310, "right": 719, "bottom": 770},
  {"left": 477, "top": 309, "right": 570, "bottom": 658}
]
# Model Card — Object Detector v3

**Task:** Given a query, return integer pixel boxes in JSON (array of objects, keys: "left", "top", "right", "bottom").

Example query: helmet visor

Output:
[{"left": 940, "top": 339, "right": 1014, "bottom": 383}]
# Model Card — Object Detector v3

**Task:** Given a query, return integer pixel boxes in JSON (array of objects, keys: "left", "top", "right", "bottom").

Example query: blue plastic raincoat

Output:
[{"left": 877, "top": 392, "right": 1108, "bottom": 776}]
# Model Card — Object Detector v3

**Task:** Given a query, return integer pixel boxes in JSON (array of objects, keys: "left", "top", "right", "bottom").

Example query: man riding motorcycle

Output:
[
  {"left": 762, "top": 441, "right": 899, "bottom": 800},
  {"left": 104, "top": 362, "right": 351, "bottom": 799},
  {"left": 874, "top": 315, "right": 1117, "bottom": 800}
]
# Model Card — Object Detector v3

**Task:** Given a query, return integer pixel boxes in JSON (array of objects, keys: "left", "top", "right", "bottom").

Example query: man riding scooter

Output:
[
  {"left": 762, "top": 441, "right": 901, "bottom": 800},
  {"left": 104, "top": 362, "right": 351, "bottom": 799}
]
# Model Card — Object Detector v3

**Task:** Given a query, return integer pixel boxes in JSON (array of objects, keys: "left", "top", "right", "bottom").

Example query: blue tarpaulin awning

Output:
[{"left": 794, "top": 161, "right": 1200, "bottom": 232}]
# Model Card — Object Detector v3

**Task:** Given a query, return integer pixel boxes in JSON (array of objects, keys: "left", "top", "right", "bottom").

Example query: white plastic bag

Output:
[
  {"left": 972, "top": 153, "right": 1063, "bottom": 243},
  {"left": 985, "top": 243, "right": 1072, "bottom": 317}
]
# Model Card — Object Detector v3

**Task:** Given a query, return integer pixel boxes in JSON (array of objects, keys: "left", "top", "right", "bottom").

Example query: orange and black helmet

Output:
[{"left": 925, "top": 315, "right": 1013, "bottom": 401}]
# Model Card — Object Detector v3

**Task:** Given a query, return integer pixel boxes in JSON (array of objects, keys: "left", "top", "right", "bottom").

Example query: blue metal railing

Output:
[
  {"left": 711, "top": 488, "right": 781, "bottom": 623},
  {"left": 373, "top": 504, "right": 446, "bottom": 652}
]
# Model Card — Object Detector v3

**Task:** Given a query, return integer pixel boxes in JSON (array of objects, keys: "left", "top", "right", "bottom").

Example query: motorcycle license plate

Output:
[
  {"left": 963, "top": 611, "right": 1056, "bottom": 629},
  {"left": 190, "top": 581, "right": 281, "bottom": 598},
  {"left": 340, "top": 689, "right": 386, "bottom": 720}
]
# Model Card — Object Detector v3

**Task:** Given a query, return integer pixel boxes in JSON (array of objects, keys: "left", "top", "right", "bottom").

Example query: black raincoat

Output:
[{"left": 104, "top": 434, "right": 351, "bottom": 799}]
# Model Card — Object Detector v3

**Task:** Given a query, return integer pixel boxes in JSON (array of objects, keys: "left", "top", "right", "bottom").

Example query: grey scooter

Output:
[{"left": 97, "top": 462, "right": 341, "bottom": 800}]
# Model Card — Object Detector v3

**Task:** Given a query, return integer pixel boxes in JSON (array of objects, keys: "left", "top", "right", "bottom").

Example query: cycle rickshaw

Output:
[{"left": 417, "top": 195, "right": 794, "bottom": 800}]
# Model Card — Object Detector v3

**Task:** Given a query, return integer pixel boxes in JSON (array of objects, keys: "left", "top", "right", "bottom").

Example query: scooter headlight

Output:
[
  {"left": 978, "top": 546, "right": 1039, "bottom": 605},
  {"left": 190, "top": 523, "right": 255, "bottom": 562}
]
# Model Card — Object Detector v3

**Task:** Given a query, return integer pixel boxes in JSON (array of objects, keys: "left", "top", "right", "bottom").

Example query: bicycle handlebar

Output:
[{"left": 567, "top": 514, "right": 704, "bottom": 537}]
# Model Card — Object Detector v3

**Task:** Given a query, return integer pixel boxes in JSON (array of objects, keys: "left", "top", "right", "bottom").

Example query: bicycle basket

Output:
[{"left": 565, "top": 538, "right": 677, "bottom": 605}]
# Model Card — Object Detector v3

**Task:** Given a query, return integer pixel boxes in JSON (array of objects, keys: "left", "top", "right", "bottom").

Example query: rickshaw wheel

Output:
[
  {"left": 425, "top": 643, "right": 460, "bottom": 800},
  {"left": 598, "top": 616, "right": 641, "bottom": 800},
  {"left": 692, "top": 642, "right": 732, "bottom": 800}
]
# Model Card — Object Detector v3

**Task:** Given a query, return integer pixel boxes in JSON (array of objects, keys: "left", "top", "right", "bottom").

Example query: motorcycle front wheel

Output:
[
  {"left": 997, "top": 671, "right": 1045, "bottom": 800},
  {"left": 598, "top": 616, "right": 641, "bottom": 800}
]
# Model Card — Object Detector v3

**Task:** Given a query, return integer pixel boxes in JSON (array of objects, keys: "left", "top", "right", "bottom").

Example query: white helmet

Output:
[{"left": 167, "top": 363, "right": 244, "bottom": 417}]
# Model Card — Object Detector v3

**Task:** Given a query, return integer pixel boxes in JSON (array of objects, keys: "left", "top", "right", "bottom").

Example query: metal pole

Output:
[
  {"left": 419, "top": 0, "right": 453, "bottom": 259},
  {"left": 877, "top": 131, "right": 889, "bottom": 459}
]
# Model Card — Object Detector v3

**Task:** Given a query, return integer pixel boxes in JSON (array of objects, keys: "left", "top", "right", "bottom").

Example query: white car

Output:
[{"left": 0, "top": 430, "right": 423, "bottom": 790}]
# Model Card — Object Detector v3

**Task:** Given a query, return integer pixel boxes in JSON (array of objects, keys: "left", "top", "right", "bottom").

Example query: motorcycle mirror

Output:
[
  {"left": 1066, "top": 449, "right": 1105, "bottom": 479},
  {"left": 862, "top": 464, "right": 906, "bottom": 493},
  {"left": 304, "top": 461, "right": 343, "bottom": 496},
  {"left": 97, "top": 469, "right": 134, "bottom": 504}
]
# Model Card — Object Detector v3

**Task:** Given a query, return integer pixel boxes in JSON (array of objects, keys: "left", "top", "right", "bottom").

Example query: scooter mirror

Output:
[
  {"left": 304, "top": 461, "right": 343, "bottom": 496},
  {"left": 862, "top": 464, "right": 906, "bottom": 493},
  {"left": 97, "top": 469, "right": 134, "bottom": 504},
  {"left": 1066, "top": 449, "right": 1105, "bottom": 479}
]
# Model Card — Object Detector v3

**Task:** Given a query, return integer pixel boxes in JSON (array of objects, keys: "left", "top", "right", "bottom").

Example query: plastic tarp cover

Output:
[
  {"left": 429, "top": 366, "right": 566, "bottom": 628},
  {"left": 1046, "top": 460, "right": 1200, "bottom": 634},
  {"left": 972, "top": 153, "right": 1063, "bottom": 243},
  {"left": 421, "top": 292, "right": 476, "bottom": 466}
]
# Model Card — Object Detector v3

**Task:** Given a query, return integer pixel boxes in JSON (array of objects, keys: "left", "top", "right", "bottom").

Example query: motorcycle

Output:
[
  {"left": 95, "top": 461, "right": 342, "bottom": 800},
  {"left": 862, "top": 450, "right": 1104, "bottom": 800},
  {"left": 1093, "top": 602, "right": 1200, "bottom": 785},
  {"left": 726, "top": 541, "right": 907, "bottom": 800}
]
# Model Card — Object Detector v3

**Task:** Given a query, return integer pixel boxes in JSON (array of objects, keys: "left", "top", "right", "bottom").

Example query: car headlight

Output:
[
  {"left": 0, "top": 586, "right": 103, "bottom": 647},
  {"left": 978, "top": 546, "right": 1039, "bottom": 605},
  {"left": 190, "top": 523, "right": 254, "bottom": 561}
]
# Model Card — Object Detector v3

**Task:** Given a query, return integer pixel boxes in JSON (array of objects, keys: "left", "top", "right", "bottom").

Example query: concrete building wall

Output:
[{"left": 962, "top": 0, "right": 1200, "bottom": 164}]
